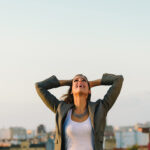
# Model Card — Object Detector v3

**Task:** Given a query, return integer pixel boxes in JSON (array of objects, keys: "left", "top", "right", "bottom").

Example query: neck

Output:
[{"left": 73, "top": 94, "right": 88, "bottom": 113}]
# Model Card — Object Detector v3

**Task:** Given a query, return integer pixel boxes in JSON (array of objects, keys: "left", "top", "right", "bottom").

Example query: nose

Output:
[{"left": 78, "top": 79, "right": 83, "bottom": 82}]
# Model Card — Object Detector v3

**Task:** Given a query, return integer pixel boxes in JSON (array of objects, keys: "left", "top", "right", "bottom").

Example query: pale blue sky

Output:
[{"left": 0, "top": 0, "right": 150, "bottom": 131}]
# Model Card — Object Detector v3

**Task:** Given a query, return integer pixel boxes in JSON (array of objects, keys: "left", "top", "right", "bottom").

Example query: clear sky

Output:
[{"left": 0, "top": 0, "right": 150, "bottom": 131}]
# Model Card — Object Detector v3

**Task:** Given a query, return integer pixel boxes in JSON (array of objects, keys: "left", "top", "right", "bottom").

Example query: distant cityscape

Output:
[{"left": 0, "top": 121, "right": 150, "bottom": 150}]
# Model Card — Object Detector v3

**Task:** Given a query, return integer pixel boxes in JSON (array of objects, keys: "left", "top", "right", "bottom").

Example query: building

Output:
[
  {"left": 0, "top": 129, "right": 11, "bottom": 140},
  {"left": 9, "top": 127, "right": 26, "bottom": 140},
  {"left": 114, "top": 126, "right": 149, "bottom": 148},
  {"left": 104, "top": 125, "right": 116, "bottom": 150},
  {"left": 0, "top": 138, "right": 54, "bottom": 150}
]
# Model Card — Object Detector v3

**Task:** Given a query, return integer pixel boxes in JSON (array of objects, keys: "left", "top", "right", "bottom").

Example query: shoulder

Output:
[
  {"left": 57, "top": 101, "right": 74, "bottom": 112},
  {"left": 88, "top": 99, "right": 107, "bottom": 115},
  {"left": 57, "top": 101, "right": 68, "bottom": 108},
  {"left": 88, "top": 99, "right": 100, "bottom": 107}
]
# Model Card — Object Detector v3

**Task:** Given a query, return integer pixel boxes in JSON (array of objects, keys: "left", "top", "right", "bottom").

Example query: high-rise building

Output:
[{"left": 9, "top": 127, "right": 27, "bottom": 140}]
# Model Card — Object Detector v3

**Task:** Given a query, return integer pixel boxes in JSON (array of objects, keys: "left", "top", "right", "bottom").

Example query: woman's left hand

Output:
[{"left": 89, "top": 79, "right": 101, "bottom": 88}]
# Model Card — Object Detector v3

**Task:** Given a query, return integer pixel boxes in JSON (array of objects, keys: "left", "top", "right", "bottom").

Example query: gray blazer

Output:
[{"left": 35, "top": 73, "right": 124, "bottom": 150}]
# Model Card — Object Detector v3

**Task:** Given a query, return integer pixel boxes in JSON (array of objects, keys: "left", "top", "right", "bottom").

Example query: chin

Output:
[{"left": 76, "top": 90, "right": 88, "bottom": 95}]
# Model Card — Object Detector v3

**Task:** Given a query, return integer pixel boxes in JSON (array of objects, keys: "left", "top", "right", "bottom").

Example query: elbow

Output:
[
  {"left": 120, "top": 75, "right": 124, "bottom": 82},
  {"left": 118, "top": 75, "right": 124, "bottom": 87},
  {"left": 115, "top": 75, "right": 124, "bottom": 85},
  {"left": 35, "top": 82, "right": 40, "bottom": 90}
]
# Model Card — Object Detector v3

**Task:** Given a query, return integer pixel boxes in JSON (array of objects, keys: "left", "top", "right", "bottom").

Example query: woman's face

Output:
[{"left": 71, "top": 75, "right": 91, "bottom": 96}]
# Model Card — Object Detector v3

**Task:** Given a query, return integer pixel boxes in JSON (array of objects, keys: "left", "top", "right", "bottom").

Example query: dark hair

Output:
[{"left": 60, "top": 74, "right": 91, "bottom": 104}]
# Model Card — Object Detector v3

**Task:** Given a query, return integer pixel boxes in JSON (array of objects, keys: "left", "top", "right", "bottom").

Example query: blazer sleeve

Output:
[
  {"left": 35, "top": 75, "right": 61, "bottom": 113},
  {"left": 100, "top": 73, "right": 124, "bottom": 112}
]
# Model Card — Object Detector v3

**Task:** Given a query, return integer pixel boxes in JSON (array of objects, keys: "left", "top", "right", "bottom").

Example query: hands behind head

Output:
[{"left": 59, "top": 79, "right": 101, "bottom": 88}]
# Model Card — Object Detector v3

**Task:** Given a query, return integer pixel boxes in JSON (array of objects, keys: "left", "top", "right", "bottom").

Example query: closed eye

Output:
[
  {"left": 74, "top": 79, "right": 78, "bottom": 82},
  {"left": 73, "top": 79, "right": 86, "bottom": 82}
]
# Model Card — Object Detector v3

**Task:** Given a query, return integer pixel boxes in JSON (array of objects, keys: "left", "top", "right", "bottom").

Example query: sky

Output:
[{"left": 0, "top": 0, "right": 150, "bottom": 132}]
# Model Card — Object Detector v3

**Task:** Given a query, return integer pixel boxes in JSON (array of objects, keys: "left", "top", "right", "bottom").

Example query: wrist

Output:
[
  {"left": 59, "top": 80, "right": 72, "bottom": 86},
  {"left": 89, "top": 79, "right": 101, "bottom": 88}
]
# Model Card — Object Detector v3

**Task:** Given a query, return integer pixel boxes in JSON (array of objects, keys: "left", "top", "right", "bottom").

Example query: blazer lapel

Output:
[
  {"left": 88, "top": 101, "right": 96, "bottom": 132},
  {"left": 59, "top": 103, "right": 74, "bottom": 135}
]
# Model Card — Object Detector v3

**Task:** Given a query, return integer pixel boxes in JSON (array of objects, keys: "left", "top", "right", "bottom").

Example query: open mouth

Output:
[{"left": 76, "top": 85, "right": 85, "bottom": 88}]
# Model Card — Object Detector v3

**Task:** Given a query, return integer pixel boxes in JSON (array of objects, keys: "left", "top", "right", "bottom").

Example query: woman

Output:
[{"left": 35, "top": 73, "right": 124, "bottom": 150}]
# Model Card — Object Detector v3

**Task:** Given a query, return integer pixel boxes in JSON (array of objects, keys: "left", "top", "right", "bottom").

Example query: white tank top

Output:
[{"left": 63, "top": 109, "right": 94, "bottom": 150}]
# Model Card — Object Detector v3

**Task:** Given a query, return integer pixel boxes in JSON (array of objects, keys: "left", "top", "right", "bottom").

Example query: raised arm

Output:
[
  {"left": 35, "top": 75, "right": 72, "bottom": 113},
  {"left": 35, "top": 75, "right": 61, "bottom": 113},
  {"left": 100, "top": 73, "right": 124, "bottom": 112}
]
